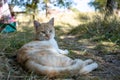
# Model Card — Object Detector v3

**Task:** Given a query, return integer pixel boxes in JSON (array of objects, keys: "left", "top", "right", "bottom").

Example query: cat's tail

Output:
[{"left": 25, "top": 59, "right": 83, "bottom": 77}]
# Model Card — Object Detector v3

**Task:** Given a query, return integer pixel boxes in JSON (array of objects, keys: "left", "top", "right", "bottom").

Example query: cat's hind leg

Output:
[
  {"left": 84, "top": 59, "right": 93, "bottom": 65},
  {"left": 79, "top": 62, "right": 98, "bottom": 74}
]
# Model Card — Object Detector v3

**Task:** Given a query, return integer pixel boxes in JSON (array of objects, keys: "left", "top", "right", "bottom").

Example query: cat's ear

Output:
[
  {"left": 49, "top": 18, "right": 54, "bottom": 26},
  {"left": 34, "top": 20, "right": 40, "bottom": 30}
]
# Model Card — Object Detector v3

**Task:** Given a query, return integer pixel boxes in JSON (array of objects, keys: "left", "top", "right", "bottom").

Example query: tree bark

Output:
[
  {"left": 105, "top": 0, "right": 116, "bottom": 15},
  {"left": 45, "top": 2, "right": 49, "bottom": 17}
]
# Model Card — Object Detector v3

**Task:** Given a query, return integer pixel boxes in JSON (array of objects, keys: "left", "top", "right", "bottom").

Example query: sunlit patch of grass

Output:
[
  {"left": 69, "top": 13, "right": 120, "bottom": 45},
  {"left": 94, "top": 41, "right": 120, "bottom": 54},
  {"left": 0, "top": 31, "right": 33, "bottom": 53},
  {"left": 70, "top": 49, "right": 88, "bottom": 55},
  {"left": 68, "top": 13, "right": 120, "bottom": 57}
]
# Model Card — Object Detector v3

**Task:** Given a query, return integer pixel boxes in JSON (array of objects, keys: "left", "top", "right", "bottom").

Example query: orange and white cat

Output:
[{"left": 17, "top": 18, "right": 98, "bottom": 77}]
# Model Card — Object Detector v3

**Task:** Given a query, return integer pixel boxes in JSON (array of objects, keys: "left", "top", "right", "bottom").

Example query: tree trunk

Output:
[
  {"left": 45, "top": 2, "right": 48, "bottom": 17},
  {"left": 104, "top": 0, "right": 118, "bottom": 19},
  {"left": 105, "top": 0, "right": 117, "bottom": 15},
  {"left": 32, "top": 10, "right": 35, "bottom": 20}
]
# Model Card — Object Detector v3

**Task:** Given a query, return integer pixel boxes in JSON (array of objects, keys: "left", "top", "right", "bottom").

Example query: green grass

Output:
[{"left": 69, "top": 14, "right": 120, "bottom": 48}]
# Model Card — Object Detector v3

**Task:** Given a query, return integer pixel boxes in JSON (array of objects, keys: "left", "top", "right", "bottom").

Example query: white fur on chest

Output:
[
  {"left": 23, "top": 38, "right": 60, "bottom": 55},
  {"left": 24, "top": 38, "right": 56, "bottom": 48}
]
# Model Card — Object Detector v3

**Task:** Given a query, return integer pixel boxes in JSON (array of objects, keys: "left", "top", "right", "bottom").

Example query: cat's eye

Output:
[
  {"left": 41, "top": 31, "right": 46, "bottom": 34},
  {"left": 50, "top": 30, "right": 52, "bottom": 33}
]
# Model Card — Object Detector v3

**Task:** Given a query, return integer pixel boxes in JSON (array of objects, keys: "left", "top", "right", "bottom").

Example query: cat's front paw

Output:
[
  {"left": 58, "top": 49, "right": 69, "bottom": 55},
  {"left": 64, "top": 49, "right": 69, "bottom": 54},
  {"left": 62, "top": 49, "right": 69, "bottom": 55}
]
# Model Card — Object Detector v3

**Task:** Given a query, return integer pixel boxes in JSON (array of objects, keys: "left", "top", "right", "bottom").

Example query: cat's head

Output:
[{"left": 33, "top": 18, "right": 55, "bottom": 41}]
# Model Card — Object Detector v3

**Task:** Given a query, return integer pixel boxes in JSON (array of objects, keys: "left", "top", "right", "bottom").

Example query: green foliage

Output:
[
  {"left": 69, "top": 14, "right": 120, "bottom": 45},
  {"left": 55, "top": 0, "right": 73, "bottom": 8},
  {"left": 89, "top": 0, "right": 120, "bottom": 11},
  {"left": 116, "top": 0, "right": 120, "bottom": 9},
  {"left": 89, "top": 0, "right": 107, "bottom": 11},
  {"left": 0, "top": 30, "right": 33, "bottom": 53},
  {"left": 10, "top": 0, "right": 73, "bottom": 17},
  {"left": 10, "top": 0, "right": 73, "bottom": 10},
  {"left": 70, "top": 8, "right": 80, "bottom": 13},
  {"left": 26, "top": 0, "right": 38, "bottom": 10}
]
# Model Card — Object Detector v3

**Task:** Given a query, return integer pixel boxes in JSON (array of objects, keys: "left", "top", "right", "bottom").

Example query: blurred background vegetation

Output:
[{"left": 4, "top": 0, "right": 120, "bottom": 51}]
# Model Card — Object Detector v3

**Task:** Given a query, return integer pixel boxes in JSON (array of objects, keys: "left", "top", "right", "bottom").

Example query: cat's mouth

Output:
[
  {"left": 36, "top": 34, "right": 51, "bottom": 41},
  {"left": 45, "top": 36, "right": 50, "bottom": 40},
  {"left": 45, "top": 34, "right": 50, "bottom": 40},
  {"left": 36, "top": 37, "right": 50, "bottom": 41}
]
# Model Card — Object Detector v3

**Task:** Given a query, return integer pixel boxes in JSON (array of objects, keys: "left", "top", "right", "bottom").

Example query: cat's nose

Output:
[{"left": 46, "top": 34, "right": 50, "bottom": 40}]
